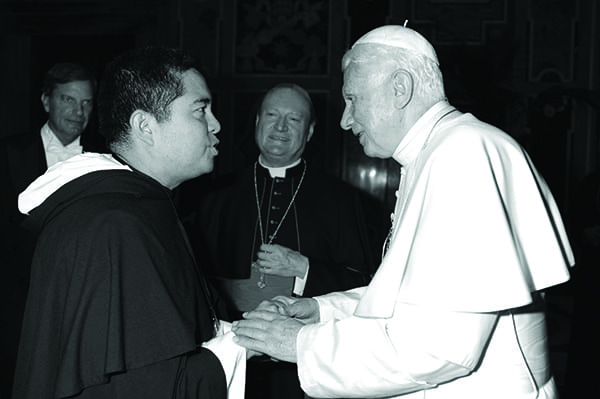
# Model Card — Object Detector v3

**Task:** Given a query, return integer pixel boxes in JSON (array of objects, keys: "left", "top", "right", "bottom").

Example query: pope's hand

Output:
[{"left": 231, "top": 309, "right": 303, "bottom": 363}]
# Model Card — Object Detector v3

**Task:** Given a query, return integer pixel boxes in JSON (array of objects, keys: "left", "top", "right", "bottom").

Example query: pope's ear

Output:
[
  {"left": 391, "top": 69, "right": 414, "bottom": 110},
  {"left": 129, "top": 110, "right": 155, "bottom": 146}
]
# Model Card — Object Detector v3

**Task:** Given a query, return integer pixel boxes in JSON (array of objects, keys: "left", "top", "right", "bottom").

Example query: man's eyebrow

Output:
[{"left": 193, "top": 97, "right": 211, "bottom": 106}]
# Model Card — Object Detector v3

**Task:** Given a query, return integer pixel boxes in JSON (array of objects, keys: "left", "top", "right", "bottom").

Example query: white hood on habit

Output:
[{"left": 18, "top": 153, "right": 132, "bottom": 215}]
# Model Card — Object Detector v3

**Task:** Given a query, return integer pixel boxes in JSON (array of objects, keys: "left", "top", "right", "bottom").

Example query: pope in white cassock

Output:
[{"left": 232, "top": 25, "right": 574, "bottom": 399}]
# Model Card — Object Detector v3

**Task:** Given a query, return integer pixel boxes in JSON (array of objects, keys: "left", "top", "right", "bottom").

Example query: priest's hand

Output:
[
  {"left": 232, "top": 309, "right": 302, "bottom": 363},
  {"left": 255, "top": 296, "right": 320, "bottom": 325},
  {"left": 255, "top": 244, "right": 309, "bottom": 278}
]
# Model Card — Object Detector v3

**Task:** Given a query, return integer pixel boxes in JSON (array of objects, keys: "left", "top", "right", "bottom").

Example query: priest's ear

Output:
[
  {"left": 129, "top": 110, "right": 157, "bottom": 146},
  {"left": 391, "top": 69, "right": 414, "bottom": 110}
]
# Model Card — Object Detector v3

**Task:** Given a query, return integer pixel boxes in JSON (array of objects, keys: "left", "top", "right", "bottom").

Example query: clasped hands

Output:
[{"left": 232, "top": 296, "right": 319, "bottom": 363}]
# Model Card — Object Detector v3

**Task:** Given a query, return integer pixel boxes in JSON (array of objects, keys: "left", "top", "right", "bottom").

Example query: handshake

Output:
[{"left": 232, "top": 296, "right": 320, "bottom": 363}]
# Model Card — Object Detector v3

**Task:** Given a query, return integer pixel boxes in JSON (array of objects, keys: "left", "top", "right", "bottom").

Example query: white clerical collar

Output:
[
  {"left": 258, "top": 156, "right": 302, "bottom": 178},
  {"left": 392, "top": 101, "right": 455, "bottom": 166}
]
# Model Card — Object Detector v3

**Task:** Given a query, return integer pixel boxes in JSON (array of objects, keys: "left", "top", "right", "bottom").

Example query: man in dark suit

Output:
[{"left": 0, "top": 62, "right": 103, "bottom": 398}]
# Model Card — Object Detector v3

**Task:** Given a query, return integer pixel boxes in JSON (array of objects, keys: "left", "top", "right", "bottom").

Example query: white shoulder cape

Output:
[{"left": 355, "top": 112, "right": 573, "bottom": 317}]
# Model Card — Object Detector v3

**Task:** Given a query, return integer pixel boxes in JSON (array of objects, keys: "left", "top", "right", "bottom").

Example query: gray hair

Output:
[{"left": 342, "top": 44, "right": 446, "bottom": 104}]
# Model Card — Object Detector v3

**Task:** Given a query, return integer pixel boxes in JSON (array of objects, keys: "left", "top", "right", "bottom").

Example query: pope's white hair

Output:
[{"left": 342, "top": 44, "right": 446, "bottom": 104}]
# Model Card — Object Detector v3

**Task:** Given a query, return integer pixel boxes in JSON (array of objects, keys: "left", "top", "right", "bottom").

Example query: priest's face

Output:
[
  {"left": 255, "top": 87, "right": 315, "bottom": 167},
  {"left": 341, "top": 63, "right": 401, "bottom": 158},
  {"left": 154, "top": 69, "right": 221, "bottom": 188}
]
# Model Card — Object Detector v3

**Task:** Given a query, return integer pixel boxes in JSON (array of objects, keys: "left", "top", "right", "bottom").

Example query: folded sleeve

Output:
[
  {"left": 315, "top": 287, "right": 366, "bottom": 321},
  {"left": 297, "top": 303, "right": 497, "bottom": 398}
]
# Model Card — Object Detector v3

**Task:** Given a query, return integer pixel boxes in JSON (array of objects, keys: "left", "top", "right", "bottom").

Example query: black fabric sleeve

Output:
[{"left": 74, "top": 348, "right": 226, "bottom": 399}]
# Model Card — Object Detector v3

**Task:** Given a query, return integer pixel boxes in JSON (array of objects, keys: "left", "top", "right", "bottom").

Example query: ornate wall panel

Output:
[{"left": 234, "top": 0, "right": 330, "bottom": 75}]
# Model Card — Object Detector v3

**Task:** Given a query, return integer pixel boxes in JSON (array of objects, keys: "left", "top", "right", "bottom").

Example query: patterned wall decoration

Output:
[{"left": 234, "top": 0, "right": 329, "bottom": 75}]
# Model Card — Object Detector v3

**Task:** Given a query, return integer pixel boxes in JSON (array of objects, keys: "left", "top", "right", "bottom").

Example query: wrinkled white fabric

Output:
[
  {"left": 357, "top": 102, "right": 572, "bottom": 317},
  {"left": 296, "top": 101, "right": 572, "bottom": 398},
  {"left": 203, "top": 322, "right": 247, "bottom": 399}
]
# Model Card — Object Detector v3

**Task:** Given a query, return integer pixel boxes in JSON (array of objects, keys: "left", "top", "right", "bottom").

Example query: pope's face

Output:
[
  {"left": 340, "top": 63, "right": 400, "bottom": 158},
  {"left": 41, "top": 80, "right": 94, "bottom": 145},
  {"left": 155, "top": 69, "right": 221, "bottom": 188},
  {"left": 255, "top": 87, "right": 314, "bottom": 167}
]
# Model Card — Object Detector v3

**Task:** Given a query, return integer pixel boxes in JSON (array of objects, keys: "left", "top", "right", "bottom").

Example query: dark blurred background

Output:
[{"left": 1, "top": 0, "right": 599, "bottom": 397}]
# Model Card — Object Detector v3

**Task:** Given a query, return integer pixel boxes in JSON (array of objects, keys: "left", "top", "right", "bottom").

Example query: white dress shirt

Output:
[{"left": 41, "top": 123, "right": 83, "bottom": 168}]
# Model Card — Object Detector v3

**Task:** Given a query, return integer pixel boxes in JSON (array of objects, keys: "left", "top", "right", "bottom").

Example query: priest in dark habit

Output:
[{"left": 12, "top": 47, "right": 245, "bottom": 399}]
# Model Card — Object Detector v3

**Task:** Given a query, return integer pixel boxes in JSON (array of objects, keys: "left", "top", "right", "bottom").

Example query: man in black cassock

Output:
[
  {"left": 12, "top": 47, "right": 239, "bottom": 399},
  {"left": 188, "top": 83, "right": 382, "bottom": 399}
]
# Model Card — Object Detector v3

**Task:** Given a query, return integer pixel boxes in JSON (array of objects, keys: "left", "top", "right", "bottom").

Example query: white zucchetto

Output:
[{"left": 352, "top": 25, "right": 439, "bottom": 65}]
